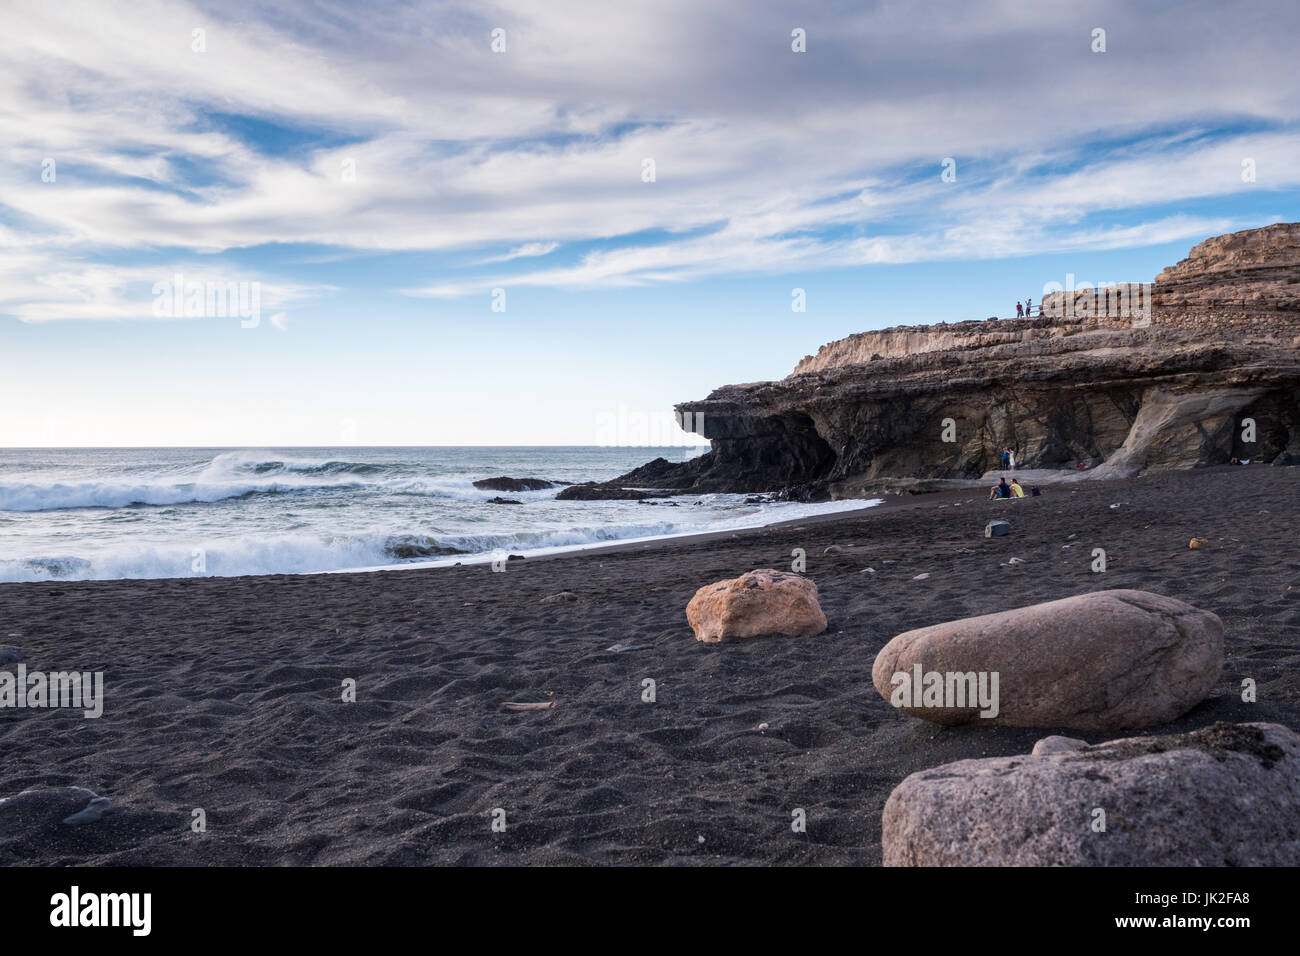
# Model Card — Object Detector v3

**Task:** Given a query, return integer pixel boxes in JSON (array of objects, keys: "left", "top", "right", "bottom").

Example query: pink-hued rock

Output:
[
  {"left": 871, "top": 589, "right": 1223, "bottom": 730},
  {"left": 686, "top": 569, "right": 827, "bottom": 643}
]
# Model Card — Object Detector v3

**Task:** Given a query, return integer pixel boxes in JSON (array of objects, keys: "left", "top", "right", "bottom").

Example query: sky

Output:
[{"left": 1, "top": 0, "right": 1298, "bottom": 447}]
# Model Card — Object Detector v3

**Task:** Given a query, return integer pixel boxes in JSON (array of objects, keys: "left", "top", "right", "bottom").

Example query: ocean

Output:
[{"left": 0, "top": 447, "right": 878, "bottom": 582}]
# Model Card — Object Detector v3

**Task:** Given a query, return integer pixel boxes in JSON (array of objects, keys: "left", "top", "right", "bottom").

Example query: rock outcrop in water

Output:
[
  {"left": 473, "top": 476, "right": 555, "bottom": 492},
  {"left": 615, "top": 223, "right": 1300, "bottom": 499}
]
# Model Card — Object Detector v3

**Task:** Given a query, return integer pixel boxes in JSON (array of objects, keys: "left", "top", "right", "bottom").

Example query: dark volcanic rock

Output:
[
  {"left": 386, "top": 538, "right": 467, "bottom": 559},
  {"left": 473, "top": 476, "right": 554, "bottom": 492},
  {"left": 555, "top": 483, "right": 659, "bottom": 501},
  {"left": 613, "top": 225, "right": 1300, "bottom": 498},
  {"left": 486, "top": 497, "right": 523, "bottom": 505},
  {"left": 0, "top": 786, "right": 112, "bottom": 827}
]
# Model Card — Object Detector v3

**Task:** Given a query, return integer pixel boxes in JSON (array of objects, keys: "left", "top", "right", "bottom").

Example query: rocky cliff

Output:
[{"left": 616, "top": 223, "right": 1300, "bottom": 499}]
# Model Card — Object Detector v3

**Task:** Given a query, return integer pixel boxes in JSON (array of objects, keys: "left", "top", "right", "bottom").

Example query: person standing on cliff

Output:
[
  {"left": 1016, "top": 301, "right": 1024, "bottom": 318},
  {"left": 1026, "top": 297, "right": 1032, "bottom": 316}
]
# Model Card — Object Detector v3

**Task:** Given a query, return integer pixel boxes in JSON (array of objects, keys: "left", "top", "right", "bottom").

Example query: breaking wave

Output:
[
  {"left": 0, "top": 499, "right": 878, "bottom": 582},
  {"left": 0, "top": 451, "right": 546, "bottom": 512}
]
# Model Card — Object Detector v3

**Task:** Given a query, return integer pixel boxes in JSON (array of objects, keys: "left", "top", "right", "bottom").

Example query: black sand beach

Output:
[{"left": 2, "top": 466, "right": 1296, "bottom": 866}]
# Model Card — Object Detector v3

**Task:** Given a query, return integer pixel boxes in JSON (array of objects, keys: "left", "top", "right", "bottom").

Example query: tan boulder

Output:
[
  {"left": 871, "top": 589, "right": 1222, "bottom": 730},
  {"left": 686, "top": 569, "right": 827, "bottom": 643}
]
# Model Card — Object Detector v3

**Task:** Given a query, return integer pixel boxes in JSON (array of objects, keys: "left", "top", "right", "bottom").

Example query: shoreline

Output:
[
  {"left": 337, "top": 497, "right": 888, "bottom": 575},
  {"left": 0, "top": 465, "right": 1115, "bottom": 587},
  {"left": 2, "top": 464, "right": 1295, "bottom": 865}
]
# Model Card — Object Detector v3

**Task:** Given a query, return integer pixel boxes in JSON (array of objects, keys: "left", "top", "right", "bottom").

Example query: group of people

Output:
[
  {"left": 1000, "top": 446, "right": 1016, "bottom": 470},
  {"left": 1015, "top": 298, "right": 1035, "bottom": 318},
  {"left": 988, "top": 476, "right": 1031, "bottom": 499}
]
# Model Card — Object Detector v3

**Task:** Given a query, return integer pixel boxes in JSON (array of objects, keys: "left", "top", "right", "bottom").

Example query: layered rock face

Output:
[
  {"left": 620, "top": 224, "right": 1300, "bottom": 498},
  {"left": 1156, "top": 221, "right": 1300, "bottom": 319}
]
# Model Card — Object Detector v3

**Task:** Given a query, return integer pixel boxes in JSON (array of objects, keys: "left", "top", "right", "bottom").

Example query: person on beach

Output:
[
  {"left": 989, "top": 477, "right": 1011, "bottom": 499},
  {"left": 1009, "top": 449, "right": 1016, "bottom": 470},
  {"left": 1016, "top": 301, "right": 1024, "bottom": 318},
  {"left": 1001, "top": 447, "right": 1010, "bottom": 470},
  {"left": 1010, "top": 478, "right": 1025, "bottom": 498}
]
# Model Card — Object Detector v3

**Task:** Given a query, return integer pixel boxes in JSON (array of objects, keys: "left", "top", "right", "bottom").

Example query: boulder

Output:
[
  {"left": 871, "top": 589, "right": 1223, "bottom": 730},
  {"left": 485, "top": 497, "right": 522, "bottom": 505},
  {"left": 686, "top": 569, "right": 827, "bottom": 643},
  {"left": 0, "top": 786, "right": 112, "bottom": 827},
  {"left": 473, "top": 476, "right": 554, "bottom": 492},
  {"left": 0, "top": 646, "right": 21, "bottom": 667},
  {"left": 883, "top": 722, "right": 1300, "bottom": 866},
  {"left": 985, "top": 520, "right": 1011, "bottom": 538},
  {"left": 555, "top": 484, "right": 658, "bottom": 501},
  {"left": 1031, "top": 735, "right": 1087, "bottom": 756}
]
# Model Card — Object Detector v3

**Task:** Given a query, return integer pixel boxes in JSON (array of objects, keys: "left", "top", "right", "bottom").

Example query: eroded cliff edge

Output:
[{"left": 617, "top": 223, "right": 1300, "bottom": 500}]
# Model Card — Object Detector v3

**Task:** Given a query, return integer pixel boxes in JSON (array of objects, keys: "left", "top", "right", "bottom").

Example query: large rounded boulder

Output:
[
  {"left": 883, "top": 722, "right": 1300, "bottom": 866},
  {"left": 871, "top": 589, "right": 1223, "bottom": 730}
]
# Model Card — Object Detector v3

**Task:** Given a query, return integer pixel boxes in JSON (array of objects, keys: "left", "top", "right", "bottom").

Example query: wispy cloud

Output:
[
  {"left": 2, "top": 0, "right": 1299, "bottom": 319},
  {"left": 479, "top": 241, "right": 560, "bottom": 264}
]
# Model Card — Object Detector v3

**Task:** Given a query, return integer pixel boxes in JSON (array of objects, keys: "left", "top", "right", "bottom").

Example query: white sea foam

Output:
[
  {"left": 0, "top": 448, "right": 883, "bottom": 582},
  {"left": 0, "top": 450, "right": 554, "bottom": 511},
  {"left": 0, "top": 498, "right": 881, "bottom": 581}
]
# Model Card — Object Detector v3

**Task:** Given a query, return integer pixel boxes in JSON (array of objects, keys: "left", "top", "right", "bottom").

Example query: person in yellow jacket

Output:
[{"left": 1009, "top": 478, "right": 1026, "bottom": 498}]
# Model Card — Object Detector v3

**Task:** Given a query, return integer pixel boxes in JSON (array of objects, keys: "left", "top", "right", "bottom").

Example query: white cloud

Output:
[
  {"left": 0, "top": 252, "right": 333, "bottom": 323},
  {"left": 2, "top": 0, "right": 1299, "bottom": 316},
  {"left": 479, "top": 241, "right": 560, "bottom": 264}
]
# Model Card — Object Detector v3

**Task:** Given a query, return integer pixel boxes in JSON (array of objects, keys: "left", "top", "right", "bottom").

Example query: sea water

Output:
[{"left": 0, "top": 447, "right": 878, "bottom": 581}]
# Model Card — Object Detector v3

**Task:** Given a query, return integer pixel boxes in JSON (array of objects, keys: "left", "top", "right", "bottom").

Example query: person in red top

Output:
[{"left": 1016, "top": 301, "right": 1024, "bottom": 318}]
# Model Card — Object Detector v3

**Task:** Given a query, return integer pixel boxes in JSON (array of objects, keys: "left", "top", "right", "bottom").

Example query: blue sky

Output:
[{"left": 1, "top": 0, "right": 1298, "bottom": 445}]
